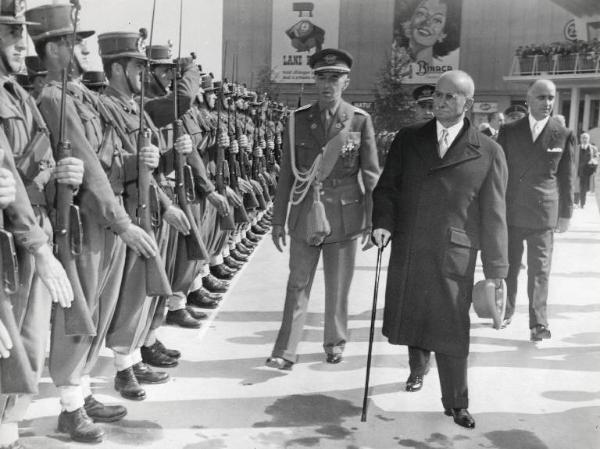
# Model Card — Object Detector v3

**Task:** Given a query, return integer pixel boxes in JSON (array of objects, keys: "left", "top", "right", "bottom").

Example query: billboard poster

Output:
[
  {"left": 391, "top": 0, "right": 462, "bottom": 84},
  {"left": 271, "top": 0, "right": 340, "bottom": 84}
]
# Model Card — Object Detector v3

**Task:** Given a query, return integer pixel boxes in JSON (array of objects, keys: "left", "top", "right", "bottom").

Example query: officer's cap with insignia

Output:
[
  {"left": 200, "top": 74, "right": 215, "bottom": 92},
  {"left": 98, "top": 31, "right": 147, "bottom": 61},
  {"left": 25, "top": 3, "right": 94, "bottom": 42},
  {"left": 309, "top": 48, "right": 352, "bottom": 74},
  {"left": 82, "top": 70, "right": 107, "bottom": 87},
  {"left": 25, "top": 55, "right": 46, "bottom": 76},
  {"left": 146, "top": 44, "right": 175, "bottom": 67},
  {"left": 0, "top": 0, "right": 38, "bottom": 25},
  {"left": 413, "top": 84, "right": 434, "bottom": 104}
]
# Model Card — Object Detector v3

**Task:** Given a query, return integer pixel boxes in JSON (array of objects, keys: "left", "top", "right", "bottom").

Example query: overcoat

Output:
[
  {"left": 372, "top": 119, "right": 509, "bottom": 357},
  {"left": 272, "top": 100, "right": 379, "bottom": 244}
]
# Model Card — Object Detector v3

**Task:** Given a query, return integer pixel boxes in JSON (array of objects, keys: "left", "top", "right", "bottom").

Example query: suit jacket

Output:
[
  {"left": 372, "top": 118, "right": 508, "bottom": 357},
  {"left": 497, "top": 116, "right": 575, "bottom": 229},
  {"left": 272, "top": 100, "right": 380, "bottom": 244},
  {"left": 578, "top": 144, "right": 598, "bottom": 177}
]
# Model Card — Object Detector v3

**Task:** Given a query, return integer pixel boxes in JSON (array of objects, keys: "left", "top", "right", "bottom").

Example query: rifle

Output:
[
  {"left": 214, "top": 83, "right": 235, "bottom": 231},
  {"left": 137, "top": 0, "right": 172, "bottom": 296},
  {"left": 171, "top": 0, "right": 209, "bottom": 260},
  {"left": 53, "top": 0, "right": 95, "bottom": 336}
]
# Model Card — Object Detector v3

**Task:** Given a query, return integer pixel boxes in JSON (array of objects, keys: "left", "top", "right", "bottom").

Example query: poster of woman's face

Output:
[{"left": 391, "top": 0, "right": 462, "bottom": 84}]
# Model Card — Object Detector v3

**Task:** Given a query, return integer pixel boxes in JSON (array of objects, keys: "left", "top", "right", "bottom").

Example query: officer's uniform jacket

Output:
[{"left": 272, "top": 100, "right": 380, "bottom": 244}]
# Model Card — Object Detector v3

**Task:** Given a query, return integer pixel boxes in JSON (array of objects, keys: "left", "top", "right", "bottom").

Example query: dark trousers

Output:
[
  {"left": 408, "top": 346, "right": 468, "bottom": 409},
  {"left": 580, "top": 176, "right": 591, "bottom": 207},
  {"left": 506, "top": 226, "right": 553, "bottom": 329}
]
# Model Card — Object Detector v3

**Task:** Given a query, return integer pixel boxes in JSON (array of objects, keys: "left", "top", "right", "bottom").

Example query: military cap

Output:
[
  {"left": 82, "top": 70, "right": 107, "bottom": 87},
  {"left": 504, "top": 104, "right": 527, "bottom": 116},
  {"left": 98, "top": 31, "right": 147, "bottom": 61},
  {"left": 25, "top": 55, "right": 46, "bottom": 76},
  {"left": 212, "top": 80, "right": 222, "bottom": 93},
  {"left": 14, "top": 72, "right": 32, "bottom": 89},
  {"left": 146, "top": 44, "right": 175, "bottom": 66},
  {"left": 200, "top": 74, "right": 214, "bottom": 92},
  {"left": 413, "top": 84, "right": 435, "bottom": 103},
  {"left": 0, "top": 0, "right": 37, "bottom": 25},
  {"left": 25, "top": 4, "right": 94, "bottom": 42},
  {"left": 309, "top": 48, "right": 352, "bottom": 74}
]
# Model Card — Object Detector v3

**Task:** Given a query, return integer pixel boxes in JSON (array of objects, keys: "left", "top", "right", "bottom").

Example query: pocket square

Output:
[{"left": 547, "top": 147, "right": 563, "bottom": 153}]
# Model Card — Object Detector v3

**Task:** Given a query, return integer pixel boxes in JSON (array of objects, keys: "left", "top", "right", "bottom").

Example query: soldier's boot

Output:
[
  {"left": 210, "top": 263, "right": 235, "bottom": 280},
  {"left": 202, "top": 274, "right": 229, "bottom": 293},
  {"left": 57, "top": 407, "right": 104, "bottom": 443},
  {"left": 245, "top": 230, "right": 260, "bottom": 242},
  {"left": 230, "top": 248, "right": 249, "bottom": 262},
  {"left": 186, "top": 305, "right": 208, "bottom": 320},
  {"left": 132, "top": 362, "right": 169, "bottom": 384},
  {"left": 241, "top": 237, "right": 257, "bottom": 248},
  {"left": 84, "top": 395, "right": 127, "bottom": 423},
  {"left": 251, "top": 223, "right": 268, "bottom": 235},
  {"left": 235, "top": 242, "right": 252, "bottom": 255},
  {"left": 153, "top": 339, "right": 181, "bottom": 359},
  {"left": 188, "top": 288, "right": 219, "bottom": 309},
  {"left": 166, "top": 308, "right": 202, "bottom": 329},
  {"left": 224, "top": 255, "right": 244, "bottom": 270},
  {"left": 114, "top": 367, "right": 146, "bottom": 401},
  {"left": 141, "top": 343, "right": 179, "bottom": 368}
]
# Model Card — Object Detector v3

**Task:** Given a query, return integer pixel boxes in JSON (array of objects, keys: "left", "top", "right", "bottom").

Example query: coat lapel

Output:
[
  {"left": 518, "top": 117, "right": 559, "bottom": 178},
  {"left": 431, "top": 120, "right": 482, "bottom": 171},
  {"left": 414, "top": 119, "right": 439, "bottom": 165},
  {"left": 306, "top": 102, "right": 326, "bottom": 148}
]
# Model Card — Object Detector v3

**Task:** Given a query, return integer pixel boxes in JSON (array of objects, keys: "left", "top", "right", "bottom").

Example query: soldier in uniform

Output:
[
  {"left": 81, "top": 70, "right": 107, "bottom": 93},
  {"left": 413, "top": 84, "right": 435, "bottom": 122},
  {"left": 23, "top": 54, "right": 45, "bottom": 98},
  {"left": 266, "top": 49, "right": 380, "bottom": 370},
  {"left": 0, "top": 2, "right": 81, "bottom": 447}
]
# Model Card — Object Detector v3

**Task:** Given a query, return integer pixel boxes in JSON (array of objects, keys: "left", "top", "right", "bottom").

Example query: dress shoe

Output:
[
  {"left": 196, "top": 286, "right": 223, "bottom": 301},
  {"left": 152, "top": 339, "right": 181, "bottom": 359},
  {"left": 230, "top": 248, "right": 249, "bottom": 262},
  {"left": 444, "top": 408, "right": 475, "bottom": 429},
  {"left": 251, "top": 224, "right": 268, "bottom": 235},
  {"left": 405, "top": 374, "right": 424, "bottom": 392},
  {"left": 141, "top": 343, "right": 179, "bottom": 368},
  {"left": 114, "top": 367, "right": 146, "bottom": 401},
  {"left": 202, "top": 274, "right": 229, "bottom": 293},
  {"left": 132, "top": 362, "right": 169, "bottom": 384},
  {"left": 500, "top": 317, "right": 512, "bottom": 329},
  {"left": 265, "top": 357, "right": 293, "bottom": 371},
  {"left": 259, "top": 218, "right": 271, "bottom": 227},
  {"left": 223, "top": 255, "right": 243, "bottom": 270},
  {"left": 188, "top": 289, "right": 220, "bottom": 309},
  {"left": 246, "top": 230, "right": 260, "bottom": 242},
  {"left": 241, "top": 237, "right": 257, "bottom": 248},
  {"left": 186, "top": 305, "right": 208, "bottom": 320},
  {"left": 326, "top": 353, "right": 343, "bottom": 364},
  {"left": 84, "top": 395, "right": 127, "bottom": 423},
  {"left": 166, "top": 309, "right": 202, "bottom": 329},
  {"left": 57, "top": 407, "right": 104, "bottom": 443},
  {"left": 210, "top": 263, "right": 235, "bottom": 280},
  {"left": 235, "top": 243, "right": 252, "bottom": 255},
  {"left": 530, "top": 324, "right": 551, "bottom": 341}
]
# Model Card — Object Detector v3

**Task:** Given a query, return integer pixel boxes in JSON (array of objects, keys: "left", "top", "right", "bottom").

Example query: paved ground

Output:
[{"left": 22, "top": 199, "right": 600, "bottom": 449}]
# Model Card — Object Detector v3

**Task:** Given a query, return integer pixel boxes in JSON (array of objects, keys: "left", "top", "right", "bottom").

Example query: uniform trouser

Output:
[
  {"left": 202, "top": 196, "right": 232, "bottom": 258},
  {"left": 272, "top": 237, "right": 358, "bottom": 363},
  {"left": 408, "top": 346, "right": 469, "bottom": 410},
  {"left": 506, "top": 226, "right": 554, "bottom": 329},
  {"left": 1, "top": 207, "right": 52, "bottom": 430}
]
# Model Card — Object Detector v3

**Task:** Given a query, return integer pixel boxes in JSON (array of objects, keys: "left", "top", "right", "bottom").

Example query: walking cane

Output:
[{"left": 361, "top": 245, "right": 384, "bottom": 422}]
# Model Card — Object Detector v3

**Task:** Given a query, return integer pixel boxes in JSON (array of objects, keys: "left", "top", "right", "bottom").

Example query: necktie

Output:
[
  {"left": 438, "top": 128, "right": 449, "bottom": 158},
  {"left": 322, "top": 109, "right": 331, "bottom": 132},
  {"left": 532, "top": 121, "right": 543, "bottom": 141}
]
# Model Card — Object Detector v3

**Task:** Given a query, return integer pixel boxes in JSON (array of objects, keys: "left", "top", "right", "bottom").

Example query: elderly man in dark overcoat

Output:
[{"left": 372, "top": 70, "right": 508, "bottom": 429}]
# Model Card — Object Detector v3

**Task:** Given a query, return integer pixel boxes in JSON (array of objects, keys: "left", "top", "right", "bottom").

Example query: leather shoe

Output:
[
  {"left": 444, "top": 408, "right": 475, "bottom": 429},
  {"left": 223, "top": 255, "right": 243, "bottom": 270},
  {"left": 500, "top": 317, "right": 512, "bottom": 329},
  {"left": 246, "top": 230, "right": 260, "bottom": 242},
  {"left": 84, "top": 395, "right": 127, "bottom": 423},
  {"left": 210, "top": 263, "right": 235, "bottom": 280},
  {"left": 186, "top": 305, "right": 208, "bottom": 320},
  {"left": 326, "top": 353, "right": 342, "bottom": 364},
  {"left": 259, "top": 218, "right": 271, "bottom": 227},
  {"left": 132, "top": 362, "right": 169, "bottom": 384},
  {"left": 230, "top": 248, "right": 249, "bottom": 262},
  {"left": 202, "top": 274, "right": 229, "bottom": 293},
  {"left": 405, "top": 374, "right": 424, "bottom": 392},
  {"left": 241, "top": 237, "right": 257, "bottom": 248},
  {"left": 114, "top": 367, "right": 146, "bottom": 401},
  {"left": 235, "top": 243, "right": 252, "bottom": 255},
  {"left": 141, "top": 343, "right": 178, "bottom": 368},
  {"left": 188, "top": 289, "right": 219, "bottom": 309},
  {"left": 530, "top": 324, "right": 551, "bottom": 341},
  {"left": 251, "top": 224, "right": 268, "bottom": 235},
  {"left": 265, "top": 357, "right": 293, "bottom": 371},
  {"left": 166, "top": 309, "right": 202, "bottom": 329},
  {"left": 152, "top": 339, "right": 180, "bottom": 359},
  {"left": 57, "top": 407, "right": 104, "bottom": 443},
  {"left": 196, "top": 286, "right": 223, "bottom": 301}
]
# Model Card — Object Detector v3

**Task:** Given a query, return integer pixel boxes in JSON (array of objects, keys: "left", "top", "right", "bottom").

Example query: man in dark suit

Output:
[
  {"left": 372, "top": 70, "right": 508, "bottom": 429},
  {"left": 266, "top": 48, "right": 380, "bottom": 370},
  {"left": 497, "top": 79, "right": 575, "bottom": 340}
]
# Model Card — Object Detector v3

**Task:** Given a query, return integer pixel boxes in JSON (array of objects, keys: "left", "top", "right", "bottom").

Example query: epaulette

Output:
[
  {"left": 353, "top": 106, "right": 369, "bottom": 116},
  {"left": 294, "top": 103, "right": 311, "bottom": 113}
]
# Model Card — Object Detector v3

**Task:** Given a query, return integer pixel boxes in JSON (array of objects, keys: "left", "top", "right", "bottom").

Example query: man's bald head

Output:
[
  {"left": 438, "top": 70, "right": 475, "bottom": 98},
  {"left": 527, "top": 79, "right": 556, "bottom": 120},
  {"left": 433, "top": 70, "right": 475, "bottom": 127},
  {"left": 527, "top": 79, "right": 556, "bottom": 97}
]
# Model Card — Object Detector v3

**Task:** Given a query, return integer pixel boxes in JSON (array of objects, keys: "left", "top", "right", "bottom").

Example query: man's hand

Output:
[
  {"left": 207, "top": 191, "right": 230, "bottom": 216},
  {"left": 218, "top": 133, "right": 230, "bottom": 148},
  {"left": 174, "top": 134, "right": 193, "bottom": 155},
  {"left": 0, "top": 166, "right": 16, "bottom": 209},
  {"left": 230, "top": 139, "right": 239, "bottom": 154},
  {"left": 361, "top": 228, "right": 374, "bottom": 251},
  {"left": 54, "top": 157, "right": 84, "bottom": 187},
  {"left": 272, "top": 224, "right": 286, "bottom": 252},
  {"left": 238, "top": 134, "right": 249, "bottom": 149},
  {"left": 238, "top": 177, "right": 253, "bottom": 194},
  {"left": 33, "top": 244, "right": 73, "bottom": 308},
  {"left": 0, "top": 319, "right": 12, "bottom": 359},
  {"left": 140, "top": 144, "right": 160, "bottom": 169},
  {"left": 372, "top": 228, "right": 391, "bottom": 248},
  {"left": 119, "top": 223, "right": 157, "bottom": 258},
  {"left": 163, "top": 205, "right": 191, "bottom": 235},
  {"left": 555, "top": 217, "right": 570, "bottom": 233},
  {"left": 225, "top": 186, "right": 243, "bottom": 209}
]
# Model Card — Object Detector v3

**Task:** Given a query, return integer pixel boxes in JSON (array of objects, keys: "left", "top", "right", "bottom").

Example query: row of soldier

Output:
[{"left": 0, "top": 1, "right": 286, "bottom": 447}]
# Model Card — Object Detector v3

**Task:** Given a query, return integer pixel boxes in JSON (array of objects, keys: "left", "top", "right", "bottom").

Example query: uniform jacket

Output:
[
  {"left": 497, "top": 116, "right": 575, "bottom": 229},
  {"left": 272, "top": 100, "right": 380, "bottom": 244},
  {"left": 372, "top": 118, "right": 508, "bottom": 357}
]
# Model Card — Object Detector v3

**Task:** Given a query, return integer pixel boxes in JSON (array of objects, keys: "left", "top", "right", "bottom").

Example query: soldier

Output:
[
  {"left": 0, "top": 1, "right": 81, "bottom": 447},
  {"left": 266, "top": 49, "right": 380, "bottom": 369},
  {"left": 23, "top": 54, "right": 45, "bottom": 98},
  {"left": 413, "top": 84, "right": 435, "bottom": 122},
  {"left": 81, "top": 70, "right": 107, "bottom": 93}
]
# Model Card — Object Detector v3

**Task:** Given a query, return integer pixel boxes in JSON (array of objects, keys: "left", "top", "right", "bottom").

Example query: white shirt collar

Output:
[
  {"left": 436, "top": 119, "right": 463, "bottom": 148},
  {"left": 528, "top": 114, "right": 550, "bottom": 133}
]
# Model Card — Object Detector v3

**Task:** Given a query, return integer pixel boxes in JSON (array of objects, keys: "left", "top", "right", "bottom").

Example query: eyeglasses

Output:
[{"left": 433, "top": 90, "right": 464, "bottom": 102}]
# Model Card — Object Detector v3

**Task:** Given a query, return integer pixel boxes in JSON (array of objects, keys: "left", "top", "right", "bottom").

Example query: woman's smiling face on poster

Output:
[{"left": 410, "top": 0, "right": 448, "bottom": 48}]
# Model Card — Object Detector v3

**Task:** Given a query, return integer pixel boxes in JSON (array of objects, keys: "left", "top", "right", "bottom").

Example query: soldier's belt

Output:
[{"left": 321, "top": 177, "right": 357, "bottom": 188}]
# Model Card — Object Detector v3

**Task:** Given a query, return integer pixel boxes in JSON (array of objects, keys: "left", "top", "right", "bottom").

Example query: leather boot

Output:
[
  {"left": 209, "top": 263, "right": 235, "bottom": 280},
  {"left": 202, "top": 274, "right": 229, "bottom": 293},
  {"left": 230, "top": 248, "right": 249, "bottom": 262},
  {"left": 153, "top": 339, "right": 181, "bottom": 359},
  {"left": 246, "top": 230, "right": 260, "bottom": 242},
  {"left": 84, "top": 395, "right": 127, "bottom": 423},
  {"left": 166, "top": 308, "right": 202, "bottom": 329},
  {"left": 251, "top": 223, "right": 268, "bottom": 235},
  {"left": 224, "top": 255, "right": 243, "bottom": 270},
  {"left": 241, "top": 237, "right": 257, "bottom": 248},
  {"left": 235, "top": 242, "right": 252, "bottom": 255},
  {"left": 114, "top": 367, "right": 146, "bottom": 401},
  {"left": 141, "top": 343, "right": 179, "bottom": 368},
  {"left": 188, "top": 288, "right": 219, "bottom": 309},
  {"left": 132, "top": 362, "right": 169, "bottom": 384},
  {"left": 57, "top": 407, "right": 104, "bottom": 443},
  {"left": 186, "top": 305, "right": 208, "bottom": 320}
]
